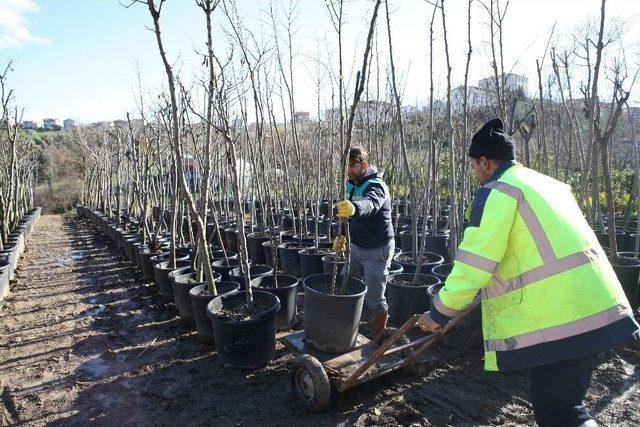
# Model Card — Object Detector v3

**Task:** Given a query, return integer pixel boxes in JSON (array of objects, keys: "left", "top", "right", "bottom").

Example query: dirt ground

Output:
[{"left": 1, "top": 214, "right": 639, "bottom": 426}]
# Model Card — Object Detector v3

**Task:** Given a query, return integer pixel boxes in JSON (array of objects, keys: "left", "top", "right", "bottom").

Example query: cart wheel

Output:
[{"left": 290, "top": 354, "right": 331, "bottom": 412}]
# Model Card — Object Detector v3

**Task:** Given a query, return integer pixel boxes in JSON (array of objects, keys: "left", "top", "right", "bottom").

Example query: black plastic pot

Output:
[
  {"left": 303, "top": 273, "right": 367, "bottom": 353},
  {"left": 387, "top": 273, "right": 440, "bottom": 327},
  {"left": 246, "top": 232, "right": 272, "bottom": 264},
  {"left": 611, "top": 256, "right": 640, "bottom": 311},
  {"left": 278, "top": 242, "right": 313, "bottom": 277},
  {"left": 212, "top": 258, "right": 251, "bottom": 281},
  {"left": 321, "top": 254, "right": 346, "bottom": 277},
  {"left": 189, "top": 281, "right": 241, "bottom": 343},
  {"left": 138, "top": 248, "right": 166, "bottom": 281},
  {"left": 228, "top": 264, "right": 273, "bottom": 286},
  {"left": 207, "top": 290, "right": 280, "bottom": 369},
  {"left": 224, "top": 227, "right": 239, "bottom": 252},
  {"left": 0, "top": 248, "right": 16, "bottom": 280},
  {"left": 155, "top": 259, "right": 191, "bottom": 301},
  {"left": 251, "top": 274, "right": 299, "bottom": 331},
  {"left": 423, "top": 234, "right": 451, "bottom": 261},
  {"left": 432, "top": 263, "right": 453, "bottom": 282},
  {"left": 210, "top": 249, "right": 238, "bottom": 261},
  {"left": 388, "top": 261, "right": 404, "bottom": 276},
  {"left": 174, "top": 272, "right": 222, "bottom": 326},
  {"left": 299, "top": 248, "right": 334, "bottom": 278},
  {"left": 393, "top": 251, "right": 444, "bottom": 275},
  {"left": 0, "top": 260, "right": 10, "bottom": 300}
]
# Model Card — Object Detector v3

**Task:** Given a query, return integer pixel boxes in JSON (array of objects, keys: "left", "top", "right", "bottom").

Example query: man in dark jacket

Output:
[{"left": 334, "top": 147, "right": 395, "bottom": 336}]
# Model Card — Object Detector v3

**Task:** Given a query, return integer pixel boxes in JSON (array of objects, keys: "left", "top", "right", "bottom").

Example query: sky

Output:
[{"left": 1, "top": 0, "right": 639, "bottom": 124}]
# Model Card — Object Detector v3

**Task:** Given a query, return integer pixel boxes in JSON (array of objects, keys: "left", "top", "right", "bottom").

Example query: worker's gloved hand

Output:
[
  {"left": 417, "top": 311, "right": 442, "bottom": 333},
  {"left": 332, "top": 235, "right": 348, "bottom": 253},
  {"left": 336, "top": 199, "right": 356, "bottom": 218}
]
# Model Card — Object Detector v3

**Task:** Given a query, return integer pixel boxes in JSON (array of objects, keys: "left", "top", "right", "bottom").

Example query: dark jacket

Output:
[{"left": 345, "top": 166, "right": 394, "bottom": 248}]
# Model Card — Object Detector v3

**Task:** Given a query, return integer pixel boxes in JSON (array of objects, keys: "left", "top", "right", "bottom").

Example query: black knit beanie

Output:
[{"left": 468, "top": 117, "right": 515, "bottom": 160}]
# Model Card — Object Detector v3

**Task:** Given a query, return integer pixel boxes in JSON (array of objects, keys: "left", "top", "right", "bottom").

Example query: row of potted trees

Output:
[{"left": 0, "top": 207, "right": 41, "bottom": 306}]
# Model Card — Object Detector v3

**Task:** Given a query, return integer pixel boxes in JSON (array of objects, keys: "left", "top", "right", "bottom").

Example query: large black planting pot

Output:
[
  {"left": 210, "top": 249, "right": 238, "bottom": 261},
  {"left": 299, "top": 248, "right": 334, "bottom": 278},
  {"left": 303, "top": 273, "right": 367, "bottom": 353},
  {"left": 246, "top": 232, "right": 272, "bottom": 264},
  {"left": 155, "top": 259, "right": 191, "bottom": 301},
  {"left": 189, "top": 281, "right": 241, "bottom": 343},
  {"left": 0, "top": 248, "right": 17, "bottom": 280},
  {"left": 174, "top": 271, "right": 222, "bottom": 326},
  {"left": 138, "top": 247, "right": 170, "bottom": 281},
  {"left": 228, "top": 264, "right": 274, "bottom": 286},
  {"left": 611, "top": 256, "right": 640, "bottom": 311},
  {"left": 386, "top": 273, "right": 440, "bottom": 327},
  {"left": 321, "top": 254, "right": 346, "bottom": 277},
  {"left": 261, "top": 241, "right": 280, "bottom": 270},
  {"left": 432, "top": 263, "right": 453, "bottom": 282},
  {"left": 207, "top": 290, "right": 281, "bottom": 369},
  {"left": 0, "top": 260, "right": 10, "bottom": 300},
  {"left": 251, "top": 274, "right": 299, "bottom": 331},
  {"left": 393, "top": 251, "right": 444, "bottom": 275},
  {"left": 427, "top": 283, "right": 482, "bottom": 348},
  {"left": 212, "top": 258, "right": 251, "bottom": 281},
  {"left": 278, "top": 242, "right": 313, "bottom": 277}
]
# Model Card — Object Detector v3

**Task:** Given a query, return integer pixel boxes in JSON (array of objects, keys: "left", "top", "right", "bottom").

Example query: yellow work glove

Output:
[
  {"left": 332, "top": 235, "right": 348, "bottom": 253},
  {"left": 336, "top": 199, "right": 356, "bottom": 218}
]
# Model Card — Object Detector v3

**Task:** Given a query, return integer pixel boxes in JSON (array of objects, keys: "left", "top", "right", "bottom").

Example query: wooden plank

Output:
[{"left": 281, "top": 331, "right": 371, "bottom": 365}]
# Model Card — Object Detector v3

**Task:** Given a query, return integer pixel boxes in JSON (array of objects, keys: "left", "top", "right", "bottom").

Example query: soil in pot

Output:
[
  {"left": 189, "top": 281, "right": 240, "bottom": 344},
  {"left": 207, "top": 290, "right": 280, "bottom": 369},
  {"left": 251, "top": 274, "right": 299, "bottom": 331},
  {"left": 303, "top": 273, "right": 367, "bottom": 353},
  {"left": 386, "top": 273, "right": 440, "bottom": 327},
  {"left": 394, "top": 251, "right": 444, "bottom": 275}
]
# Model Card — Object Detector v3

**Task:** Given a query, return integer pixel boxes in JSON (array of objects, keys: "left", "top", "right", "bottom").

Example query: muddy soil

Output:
[{"left": 1, "top": 214, "right": 639, "bottom": 426}]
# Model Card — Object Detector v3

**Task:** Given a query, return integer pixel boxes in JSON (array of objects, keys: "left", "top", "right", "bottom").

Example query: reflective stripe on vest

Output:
[
  {"left": 481, "top": 248, "right": 599, "bottom": 299},
  {"left": 478, "top": 181, "right": 602, "bottom": 301},
  {"left": 483, "top": 181, "right": 556, "bottom": 263},
  {"left": 484, "top": 304, "right": 632, "bottom": 351},
  {"left": 455, "top": 249, "right": 498, "bottom": 273}
]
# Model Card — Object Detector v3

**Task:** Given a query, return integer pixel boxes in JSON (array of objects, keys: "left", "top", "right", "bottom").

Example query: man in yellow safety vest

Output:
[{"left": 418, "top": 117, "right": 639, "bottom": 427}]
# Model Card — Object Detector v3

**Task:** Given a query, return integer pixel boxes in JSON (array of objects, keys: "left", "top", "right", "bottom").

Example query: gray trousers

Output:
[{"left": 342, "top": 239, "right": 395, "bottom": 314}]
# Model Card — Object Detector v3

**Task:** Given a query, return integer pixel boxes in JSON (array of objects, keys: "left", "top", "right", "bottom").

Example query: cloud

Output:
[{"left": 0, "top": 0, "right": 51, "bottom": 48}]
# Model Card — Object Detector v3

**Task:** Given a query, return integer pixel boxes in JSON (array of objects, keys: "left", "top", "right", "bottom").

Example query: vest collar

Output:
[{"left": 488, "top": 160, "right": 516, "bottom": 183}]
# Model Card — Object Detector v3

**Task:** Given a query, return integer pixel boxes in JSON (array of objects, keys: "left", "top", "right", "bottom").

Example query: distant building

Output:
[
  {"left": 112, "top": 119, "right": 127, "bottom": 127},
  {"left": 43, "top": 118, "right": 62, "bottom": 131},
  {"left": 21, "top": 120, "right": 38, "bottom": 130},
  {"left": 355, "top": 100, "right": 392, "bottom": 126},
  {"left": 90, "top": 121, "right": 111, "bottom": 128},
  {"left": 324, "top": 107, "right": 342, "bottom": 124},
  {"left": 478, "top": 73, "right": 528, "bottom": 95},
  {"left": 293, "top": 111, "right": 310, "bottom": 123},
  {"left": 450, "top": 85, "right": 487, "bottom": 112},
  {"left": 63, "top": 119, "right": 77, "bottom": 130}
]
